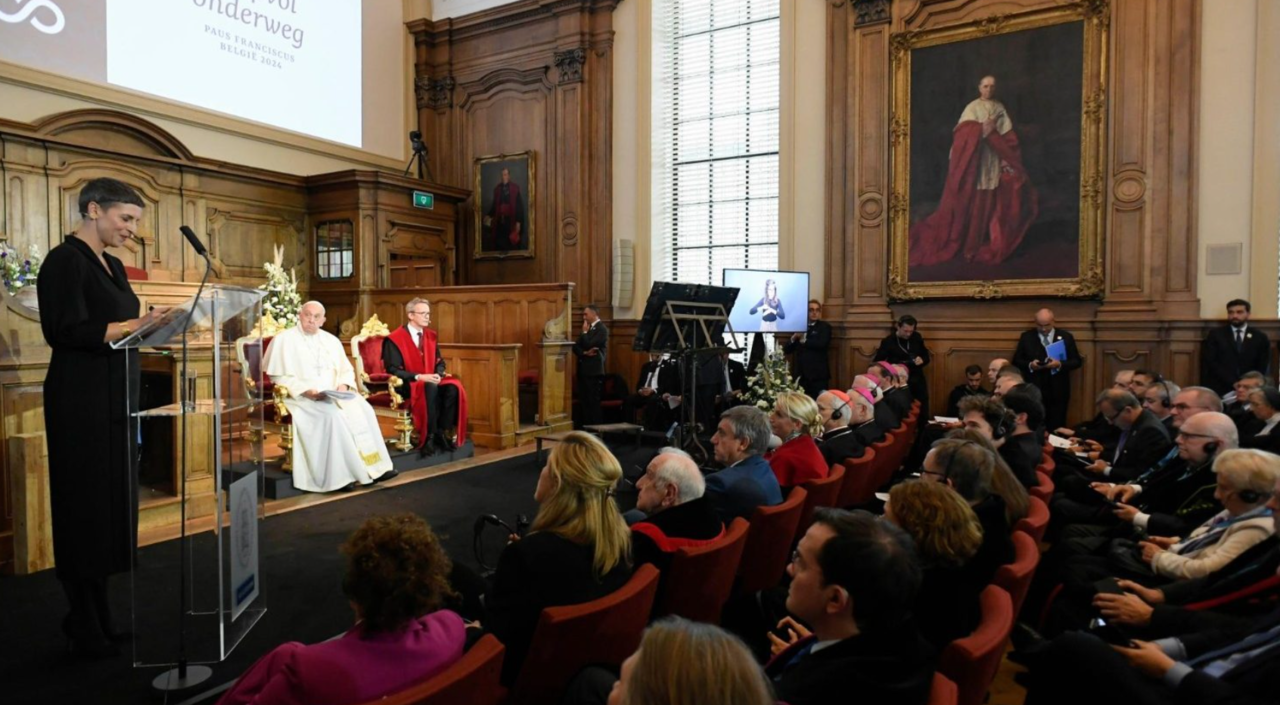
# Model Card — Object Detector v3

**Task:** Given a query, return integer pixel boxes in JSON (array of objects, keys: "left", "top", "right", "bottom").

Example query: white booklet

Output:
[
  {"left": 322, "top": 389, "right": 361, "bottom": 401},
  {"left": 1048, "top": 434, "right": 1074, "bottom": 449}
]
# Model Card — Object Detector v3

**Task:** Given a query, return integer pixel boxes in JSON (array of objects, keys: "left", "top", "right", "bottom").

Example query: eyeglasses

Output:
[{"left": 408, "top": 309, "right": 430, "bottom": 317}]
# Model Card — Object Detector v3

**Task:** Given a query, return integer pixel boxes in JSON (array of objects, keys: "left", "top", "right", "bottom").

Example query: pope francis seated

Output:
[{"left": 262, "top": 301, "right": 394, "bottom": 492}]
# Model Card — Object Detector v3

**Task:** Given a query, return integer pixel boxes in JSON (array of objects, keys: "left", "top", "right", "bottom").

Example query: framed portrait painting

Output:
[
  {"left": 474, "top": 151, "right": 535, "bottom": 259},
  {"left": 887, "top": 1, "right": 1109, "bottom": 300}
]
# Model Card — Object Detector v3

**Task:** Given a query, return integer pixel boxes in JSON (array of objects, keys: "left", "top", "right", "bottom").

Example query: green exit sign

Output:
[{"left": 412, "top": 191, "right": 435, "bottom": 210}]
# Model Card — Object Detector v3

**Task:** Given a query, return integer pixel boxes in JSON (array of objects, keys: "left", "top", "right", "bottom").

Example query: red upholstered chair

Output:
[
  {"left": 1185, "top": 574, "right": 1280, "bottom": 611},
  {"left": 350, "top": 314, "right": 413, "bottom": 451},
  {"left": 598, "top": 373, "right": 629, "bottom": 423},
  {"left": 867, "top": 434, "right": 897, "bottom": 488},
  {"left": 795, "top": 466, "right": 846, "bottom": 541},
  {"left": 508, "top": 564, "right": 659, "bottom": 705},
  {"left": 736, "top": 487, "right": 807, "bottom": 595},
  {"left": 885, "top": 424, "right": 911, "bottom": 478},
  {"left": 939, "top": 585, "right": 1015, "bottom": 705},
  {"left": 993, "top": 530, "right": 1041, "bottom": 617},
  {"left": 1039, "top": 452, "right": 1056, "bottom": 476},
  {"left": 928, "top": 672, "right": 959, "bottom": 705},
  {"left": 1028, "top": 469, "right": 1054, "bottom": 504},
  {"left": 1015, "top": 495, "right": 1050, "bottom": 544},
  {"left": 653, "top": 517, "right": 750, "bottom": 623},
  {"left": 350, "top": 634, "right": 507, "bottom": 705},
  {"left": 236, "top": 333, "right": 293, "bottom": 470},
  {"left": 835, "top": 449, "right": 878, "bottom": 507}
]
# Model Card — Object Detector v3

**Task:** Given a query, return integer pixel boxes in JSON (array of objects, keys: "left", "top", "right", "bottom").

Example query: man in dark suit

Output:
[
  {"left": 1201, "top": 299, "right": 1271, "bottom": 397},
  {"left": 622, "top": 354, "right": 680, "bottom": 431},
  {"left": 717, "top": 352, "right": 749, "bottom": 412},
  {"left": 849, "top": 388, "right": 885, "bottom": 446},
  {"left": 947, "top": 364, "right": 992, "bottom": 418},
  {"left": 784, "top": 299, "right": 833, "bottom": 399},
  {"left": 998, "top": 384, "right": 1045, "bottom": 489},
  {"left": 704, "top": 406, "right": 783, "bottom": 523},
  {"left": 767, "top": 509, "right": 934, "bottom": 705},
  {"left": 573, "top": 304, "right": 608, "bottom": 427},
  {"left": 1013, "top": 308, "right": 1082, "bottom": 430},
  {"left": 854, "top": 373, "right": 900, "bottom": 432},
  {"left": 816, "top": 389, "right": 866, "bottom": 466},
  {"left": 874, "top": 315, "right": 932, "bottom": 410},
  {"left": 1076, "top": 389, "right": 1174, "bottom": 484}
]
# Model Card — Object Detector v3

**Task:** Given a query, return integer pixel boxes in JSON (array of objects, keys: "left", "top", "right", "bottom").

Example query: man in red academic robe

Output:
[
  {"left": 485, "top": 167, "right": 525, "bottom": 251},
  {"left": 909, "top": 75, "right": 1038, "bottom": 267},
  {"left": 382, "top": 298, "right": 468, "bottom": 456}
]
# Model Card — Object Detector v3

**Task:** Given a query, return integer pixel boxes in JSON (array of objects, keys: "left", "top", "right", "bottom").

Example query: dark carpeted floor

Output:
[{"left": 0, "top": 441, "right": 656, "bottom": 705}]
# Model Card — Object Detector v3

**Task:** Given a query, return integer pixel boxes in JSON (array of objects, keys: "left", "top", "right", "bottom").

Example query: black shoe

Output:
[
  {"left": 442, "top": 431, "right": 458, "bottom": 451},
  {"left": 419, "top": 440, "right": 438, "bottom": 458},
  {"left": 373, "top": 469, "right": 398, "bottom": 484},
  {"left": 1007, "top": 622, "right": 1050, "bottom": 666}
]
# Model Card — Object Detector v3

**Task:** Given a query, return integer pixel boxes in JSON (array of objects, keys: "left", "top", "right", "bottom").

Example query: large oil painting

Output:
[
  {"left": 474, "top": 151, "right": 535, "bottom": 259},
  {"left": 888, "top": 2, "right": 1108, "bottom": 299}
]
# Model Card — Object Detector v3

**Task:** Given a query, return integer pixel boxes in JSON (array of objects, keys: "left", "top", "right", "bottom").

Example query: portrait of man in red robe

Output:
[
  {"left": 909, "top": 75, "right": 1039, "bottom": 268},
  {"left": 483, "top": 167, "right": 527, "bottom": 252}
]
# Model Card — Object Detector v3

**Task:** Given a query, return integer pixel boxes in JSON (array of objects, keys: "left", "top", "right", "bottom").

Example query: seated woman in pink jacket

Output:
[
  {"left": 765, "top": 391, "right": 829, "bottom": 489},
  {"left": 219, "top": 514, "right": 466, "bottom": 705}
]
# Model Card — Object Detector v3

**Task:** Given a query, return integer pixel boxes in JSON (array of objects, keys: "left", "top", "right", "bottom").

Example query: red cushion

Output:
[
  {"left": 358, "top": 336, "right": 387, "bottom": 376},
  {"left": 123, "top": 265, "right": 149, "bottom": 281},
  {"left": 366, "top": 392, "right": 395, "bottom": 408},
  {"left": 366, "top": 373, "right": 391, "bottom": 383},
  {"left": 518, "top": 368, "right": 540, "bottom": 386}
]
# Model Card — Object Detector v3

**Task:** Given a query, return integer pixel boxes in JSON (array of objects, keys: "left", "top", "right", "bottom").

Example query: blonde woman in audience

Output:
[
  {"left": 948, "top": 427, "right": 1031, "bottom": 525},
  {"left": 765, "top": 391, "right": 829, "bottom": 489},
  {"left": 1140, "top": 448, "right": 1280, "bottom": 580},
  {"left": 885, "top": 480, "right": 988, "bottom": 647},
  {"left": 219, "top": 514, "right": 465, "bottom": 705},
  {"left": 605, "top": 617, "right": 774, "bottom": 705},
  {"left": 484, "top": 431, "right": 632, "bottom": 684}
]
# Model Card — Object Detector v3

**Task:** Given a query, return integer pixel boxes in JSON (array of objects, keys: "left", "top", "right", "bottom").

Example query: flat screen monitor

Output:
[{"left": 723, "top": 269, "right": 810, "bottom": 334}]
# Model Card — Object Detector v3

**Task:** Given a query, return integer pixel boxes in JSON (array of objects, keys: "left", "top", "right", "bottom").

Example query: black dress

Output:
[{"left": 38, "top": 236, "right": 140, "bottom": 580}]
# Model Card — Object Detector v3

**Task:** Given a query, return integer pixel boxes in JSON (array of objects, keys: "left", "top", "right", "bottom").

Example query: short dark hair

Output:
[
  {"left": 78, "top": 178, "right": 144, "bottom": 217},
  {"left": 811, "top": 508, "right": 921, "bottom": 633},
  {"left": 1132, "top": 369, "right": 1161, "bottom": 383},
  {"left": 1248, "top": 386, "right": 1280, "bottom": 411},
  {"left": 959, "top": 395, "right": 1009, "bottom": 431},
  {"left": 341, "top": 514, "right": 455, "bottom": 633},
  {"left": 1002, "top": 384, "right": 1045, "bottom": 429},
  {"left": 809, "top": 299, "right": 821, "bottom": 307},
  {"left": 896, "top": 315, "right": 917, "bottom": 328},
  {"left": 1226, "top": 299, "right": 1251, "bottom": 312},
  {"left": 964, "top": 364, "right": 983, "bottom": 376},
  {"left": 583, "top": 304, "right": 599, "bottom": 315},
  {"left": 1098, "top": 388, "right": 1141, "bottom": 411}
]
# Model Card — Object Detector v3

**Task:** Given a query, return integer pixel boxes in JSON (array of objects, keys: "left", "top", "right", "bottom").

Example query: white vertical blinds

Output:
[{"left": 654, "top": 0, "right": 781, "bottom": 290}]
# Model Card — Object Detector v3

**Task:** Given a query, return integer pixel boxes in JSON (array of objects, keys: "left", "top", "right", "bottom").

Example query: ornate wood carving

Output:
[
  {"left": 415, "top": 75, "right": 457, "bottom": 109},
  {"left": 554, "top": 48, "right": 588, "bottom": 84},
  {"left": 854, "top": 0, "right": 892, "bottom": 26}
]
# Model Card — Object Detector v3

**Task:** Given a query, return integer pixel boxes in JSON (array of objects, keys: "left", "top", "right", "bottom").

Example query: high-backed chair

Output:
[
  {"left": 349, "top": 635, "right": 507, "bottom": 705},
  {"left": 795, "top": 466, "right": 846, "bottom": 540},
  {"left": 993, "top": 530, "right": 1040, "bottom": 617},
  {"left": 835, "top": 449, "right": 878, "bottom": 507},
  {"left": 350, "top": 314, "right": 412, "bottom": 451},
  {"left": 1028, "top": 469, "right": 1054, "bottom": 504},
  {"left": 235, "top": 333, "right": 293, "bottom": 470},
  {"left": 736, "top": 487, "right": 807, "bottom": 595},
  {"left": 1015, "top": 495, "right": 1050, "bottom": 544},
  {"left": 653, "top": 517, "right": 750, "bottom": 623},
  {"left": 867, "top": 434, "right": 897, "bottom": 488},
  {"left": 507, "top": 564, "right": 660, "bottom": 705},
  {"left": 927, "top": 672, "right": 959, "bottom": 705},
  {"left": 939, "top": 585, "right": 1015, "bottom": 705}
]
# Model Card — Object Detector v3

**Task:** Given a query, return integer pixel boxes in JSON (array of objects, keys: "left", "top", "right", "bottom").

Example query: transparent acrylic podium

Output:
[{"left": 112, "top": 284, "right": 267, "bottom": 672}]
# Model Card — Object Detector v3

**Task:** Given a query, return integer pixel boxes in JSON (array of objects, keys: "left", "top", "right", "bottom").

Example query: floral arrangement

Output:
[
  {"left": 259, "top": 244, "right": 301, "bottom": 330},
  {"left": 741, "top": 351, "right": 804, "bottom": 411},
  {"left": 1, "top": 242, "right": 43, "bottom": 296}
]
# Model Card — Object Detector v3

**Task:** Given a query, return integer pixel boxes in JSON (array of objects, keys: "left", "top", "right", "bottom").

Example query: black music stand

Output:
[{"left": 632, "top": 282, "right": 740, "bottom": 460}]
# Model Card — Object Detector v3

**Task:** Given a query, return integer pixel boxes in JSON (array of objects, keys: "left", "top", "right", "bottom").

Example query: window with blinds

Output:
[{"left": 654, "top": 0, "right": 781, "bottom": 290}]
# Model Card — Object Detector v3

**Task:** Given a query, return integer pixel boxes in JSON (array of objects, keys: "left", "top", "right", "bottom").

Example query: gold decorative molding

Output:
[{"left": 359, "top": 313, "right": 392, "bottom": 338}]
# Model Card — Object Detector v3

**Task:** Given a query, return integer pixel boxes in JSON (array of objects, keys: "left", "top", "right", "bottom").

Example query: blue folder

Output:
[{"left": 1045, "top": 339, "right": 1067, "bottom": 375}]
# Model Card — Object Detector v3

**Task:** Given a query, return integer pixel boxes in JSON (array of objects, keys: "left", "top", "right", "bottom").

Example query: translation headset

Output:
[
  {"left": 991, "top": 409, "right": 1016, "bottom": 441},
  {"left": 941, "top": 439, "right": 981, "bottom": 480},
  {"left": 1238, "top": 488, "right": 1263, "bottom": 504},
  {"left": 831, "top": 398, "right": 850, "bottom": 421}
]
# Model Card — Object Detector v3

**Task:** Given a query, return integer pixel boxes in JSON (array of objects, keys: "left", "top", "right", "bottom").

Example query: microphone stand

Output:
[{"left": 153, "top": 234, "right": 214, "bottom": 692}]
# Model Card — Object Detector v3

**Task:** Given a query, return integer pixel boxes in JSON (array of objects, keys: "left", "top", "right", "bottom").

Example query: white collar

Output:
[{"left": 408, "top": 323, "right": 424, "bottom": 336}]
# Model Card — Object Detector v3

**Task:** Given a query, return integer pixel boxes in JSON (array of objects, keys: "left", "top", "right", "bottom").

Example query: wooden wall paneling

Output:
[{"left": 407, "top": 0, "right": 620, "bottom": 317}]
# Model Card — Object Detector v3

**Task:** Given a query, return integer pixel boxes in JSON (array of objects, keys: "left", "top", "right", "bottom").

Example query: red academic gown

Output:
[
  {"left": 387, "top": 326, "right": 468, "bottom": 448},
  {"left": 909, "top": 120, "right": 1038, "bottom": 266}
]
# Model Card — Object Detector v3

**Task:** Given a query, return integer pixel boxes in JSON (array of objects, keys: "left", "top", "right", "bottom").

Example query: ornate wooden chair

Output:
[
  {"left": 350, "top": 314, "right": 413, "bottom": 451},
  {"left": 235, "top": 333, "right": 293, "bottom": 470}
]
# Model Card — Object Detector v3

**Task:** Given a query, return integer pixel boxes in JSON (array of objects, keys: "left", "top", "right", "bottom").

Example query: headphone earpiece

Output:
[
  {"left": 1239, "top": 489, "right": 1262, "bottom": 504},
  {"left": 1203, "top": 441, "right": 1219, "bottom": 457},
  {"left": 831, "top": 399, "right": 848, "bottom": 421},
  {"left": 992, "top": 410, "right": 1015, "bottom": 441}
]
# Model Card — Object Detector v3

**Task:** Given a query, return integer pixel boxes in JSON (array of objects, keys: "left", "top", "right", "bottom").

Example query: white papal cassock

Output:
[{"left": 262, "top": 325, "right": 393, "bottom": 492}]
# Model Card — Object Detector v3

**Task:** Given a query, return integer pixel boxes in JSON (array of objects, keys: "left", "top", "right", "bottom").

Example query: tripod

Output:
[{"left": 403, "top": 130, "right": 436, "bottom": 182}]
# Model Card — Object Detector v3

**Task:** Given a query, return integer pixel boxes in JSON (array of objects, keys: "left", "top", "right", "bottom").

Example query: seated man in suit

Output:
[
  {"left": 715, "top": 351, "right": 750, "bottom": 414},
  {"left": 921, "top": 438, "right": 1015, "bottom": 577},
  {"left": 630, "top": 447, "right": 724, "bottom": 573},
  {"left": 766, "top": 509, "right": 934, "bottom": 705},
  {"left": 872, "top": 362, "right": 913, "bottom": 417},
  {"left": 947, "top": 364, "right": 992, "bottom": 419},
  {"left": 263, "top": 301, "right": 394, "bottom": 491},
  {"left": 382, "top": 298, "right": 467, "bottom": 456},
  {"left": 847, "top": 388, "right": 885, "bottom": 446},
  {"left": 1142, "top": 380, "right": 1180, "bottom": 435},
  {"left": 853, "top": 373, "right": 900, "bottom": 432},
  {"left": 816, "top": 389, "right": 866, "bottom": 466},
  {"left": 1241, "top": 387, "right": 1280, "bottom": 452},
  {"left": 1076, "top": 388, "right": 1174, "bottom": 484},
  {"left": 705, "top": 406, "right": 783, "bottom": 524},
  {"left": 1226, "top": 372, "right": 1269, "bottom": 437},
  {"left": 987, "top": 357, "right": 1012, "bottom": 387},
  {"left": 622, "top": 353, "right": 680, "bottom": 431},
  {"left": 999, "top": 384, "right": 1046, "bottom": 488}
]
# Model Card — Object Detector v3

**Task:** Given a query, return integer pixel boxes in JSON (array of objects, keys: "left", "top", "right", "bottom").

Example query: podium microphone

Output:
[{"left": 179, "top": 225, "right": 209, "bottom": 258}]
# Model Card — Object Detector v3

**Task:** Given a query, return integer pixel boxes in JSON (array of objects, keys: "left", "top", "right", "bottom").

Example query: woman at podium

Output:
[{"left": 37, "top": 177, "right": 168, "bottom": 659}]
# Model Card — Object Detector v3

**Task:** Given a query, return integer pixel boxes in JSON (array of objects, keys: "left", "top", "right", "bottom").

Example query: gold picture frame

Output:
[
  {"left": 474, "top": 151, "right": 536, "bottom": 260},
  {"left": 887, "top": 0, "right": 1109, "bottom": 300}
]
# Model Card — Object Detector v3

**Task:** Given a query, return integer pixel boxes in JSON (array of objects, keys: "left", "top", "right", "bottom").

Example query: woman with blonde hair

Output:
[
  {"left": 605, "top": 617, "right": 774, "bottom": 705},
  {"left": 765, "top": 391, "right": 829, "bottom": 488},
  {"left": 485, "top": 431, "right": 632, "bottom": 683},
  {"left": 886, "top": 480, "right": 988, "bottom": 648}
]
